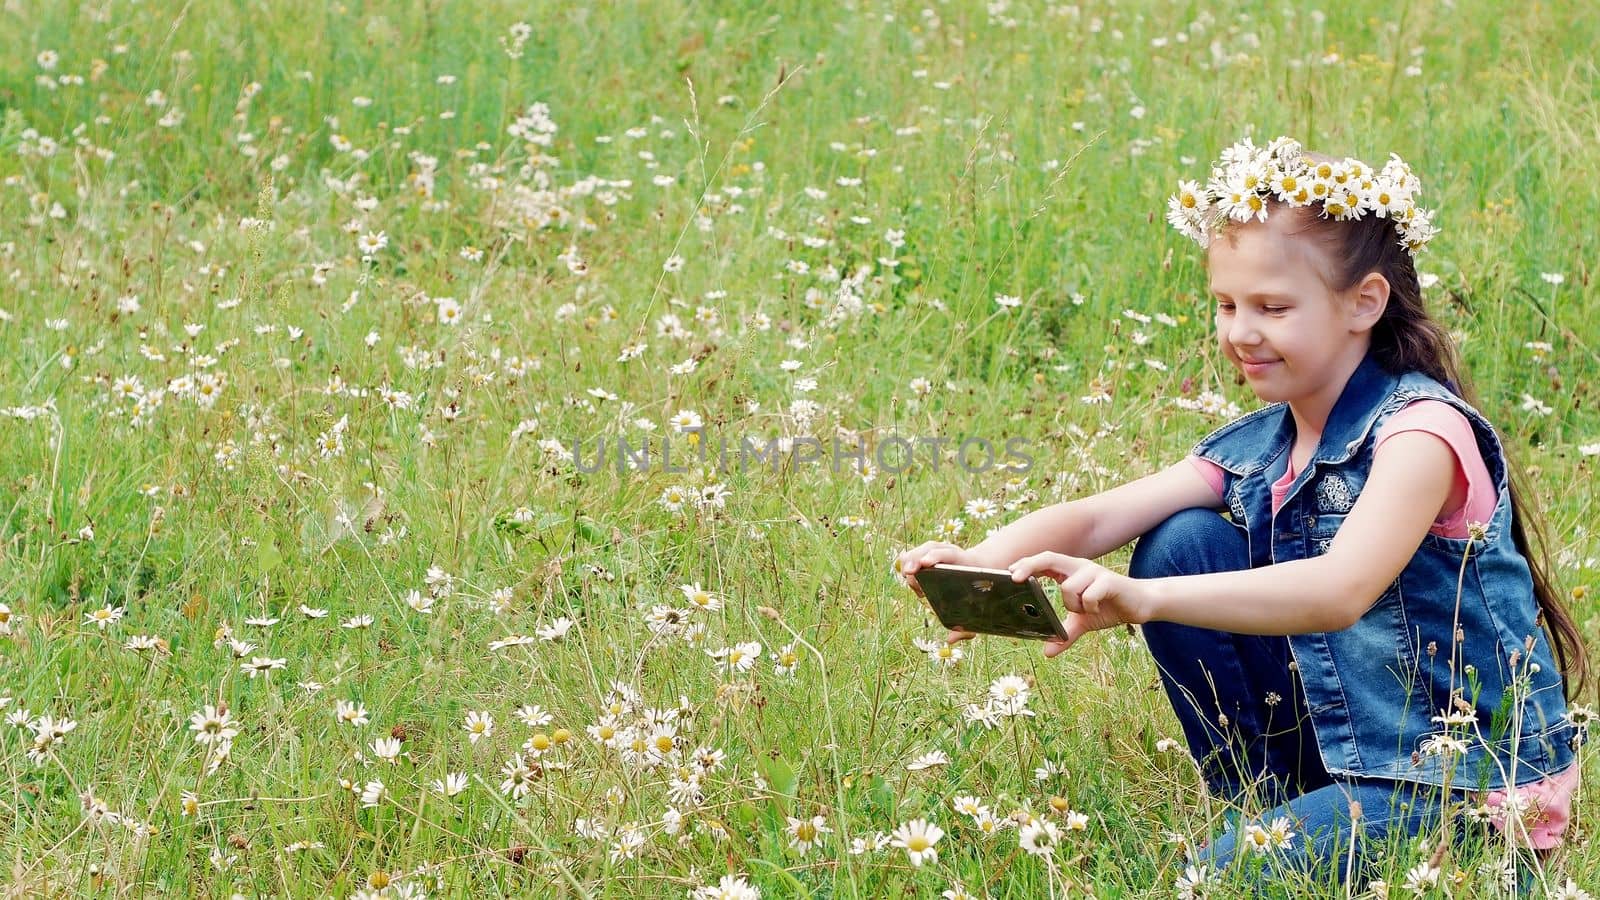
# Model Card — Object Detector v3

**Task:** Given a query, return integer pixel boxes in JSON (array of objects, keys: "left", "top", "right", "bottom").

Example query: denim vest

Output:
[{"left": 1191, "top": 353, "right": 1576, "bottom": 790}]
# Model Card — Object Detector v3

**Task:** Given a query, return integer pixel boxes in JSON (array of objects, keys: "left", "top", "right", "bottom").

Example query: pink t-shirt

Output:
[
  {"left": 1183, "top": 399, "right": 1576, "bottom": 847},
  {"left": 1185, "top": 399, "right": 1496, "bottom": 533}
]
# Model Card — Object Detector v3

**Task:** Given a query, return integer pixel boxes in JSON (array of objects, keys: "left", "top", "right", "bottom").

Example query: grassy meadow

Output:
[{"left": 2, "top": 0, "right": 1598, "bottom": 895}]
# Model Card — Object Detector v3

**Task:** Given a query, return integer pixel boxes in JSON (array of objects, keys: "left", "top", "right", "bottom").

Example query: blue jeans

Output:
[{"left": 1131, "top": 509, "right": 1480, "bottom": 886}]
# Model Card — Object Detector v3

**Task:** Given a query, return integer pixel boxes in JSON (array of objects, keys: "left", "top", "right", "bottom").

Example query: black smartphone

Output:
[{"left": 912, "top": 563, "right": 1069, "bottom": 642}]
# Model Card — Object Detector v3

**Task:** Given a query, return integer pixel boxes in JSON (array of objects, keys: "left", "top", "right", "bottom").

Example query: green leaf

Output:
[
  {"left": 255, "top": 538, "right": 283, "bottom": 576},
  {"left": 869, "top": 775, "right": 895, "bottom": 813},
  {"left": 760, "top": 756, "right": 798, "bottom": 798},
  {"left": 575, "top": 515, "right": 607, "bottom": 545}
]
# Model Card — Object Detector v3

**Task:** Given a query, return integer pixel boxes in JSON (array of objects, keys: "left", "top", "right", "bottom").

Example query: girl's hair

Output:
[{"left": 1277, "top": 196, "right": 1592, "bottom": 704}]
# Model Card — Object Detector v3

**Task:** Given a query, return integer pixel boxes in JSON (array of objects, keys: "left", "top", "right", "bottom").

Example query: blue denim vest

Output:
[{"left": 1191, "top": 353, "right": 1576, "bottom": 790}]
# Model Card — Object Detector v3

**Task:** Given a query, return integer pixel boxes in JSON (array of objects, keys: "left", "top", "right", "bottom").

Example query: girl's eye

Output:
[
  {"left": 1263, "top": 306, "right": 1288, "bottom": 314},
  {"left": 1216, "top": 302, "right": 1235, "bottom": 313}
]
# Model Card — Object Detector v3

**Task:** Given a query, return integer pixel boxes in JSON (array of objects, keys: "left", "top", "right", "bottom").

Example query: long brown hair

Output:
[{"left": 1274, "top": 191, "right": 1591, "bottom": 704}]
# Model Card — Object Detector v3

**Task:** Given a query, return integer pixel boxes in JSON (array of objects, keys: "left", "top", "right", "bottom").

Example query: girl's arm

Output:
[
  {"left": 1137, "top": 430, "right": 1458, "bottom": 633},
  {"left": 967, "top": 459, "right": 1224, "bottom": 567}
]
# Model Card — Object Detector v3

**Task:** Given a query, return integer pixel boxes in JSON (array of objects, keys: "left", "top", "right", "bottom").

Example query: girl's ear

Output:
[{"left": 1349, "top": 271, "right": 1390, "bottom": 334}]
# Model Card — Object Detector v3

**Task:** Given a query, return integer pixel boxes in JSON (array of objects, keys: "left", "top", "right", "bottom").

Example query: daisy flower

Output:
[
  {"left": 464, "top": 711, "right": 494, "bottom": 744},
  {"left": 680, "top": 582, "right": 722, "bottom": 612},
  {"left": 690, "top": 875, "right": 760, "bottom": 900},
  {"left": 537, "top": 617, "right": 575, "bottom": 641},
  {"left": 360, "top": 780, "right": 386, "bottom": 807},
  {"left": 707, "top": 642, "right": 761, "bottom": 674},
  {"left": 516, "top": 704, "right": 554, "bottom": 728},
  {"left": 371, "top": 737, "right": 402, "bottom": 763},
  {"left": 771, "top": 644, "right": 800, "bottom": 676},
  {"left": 889, "top": 818, "right": 943, "bottom": 866},
  {"left": 906, "top": 750, "right": 950, "bottom": 771},
  {"left": 188, "top": 705, "right": 238, "bottom": 746},
  {"left": 356, "top": 231, "right": 388, "bottom": 255},
  {"left": 913, "top": 636, "right": 964, "bottom": 667},
  {"left": 240, "top": 657, "right": 287, "bottom": 678},
  {"left": 951, "top": 795, "right": 989, "bottom": 819},
  {"left": 785, "top": 814, "right": 832, "bottom": 854},
  {"left": 335, "top": 701, "right": 370, "bottom": 726},
  {"left": 1018, "top": 820, "right": 1061, "bottom": 857},
  {"left": 84, "top": 605, "right": 125, "bottom": 629}
]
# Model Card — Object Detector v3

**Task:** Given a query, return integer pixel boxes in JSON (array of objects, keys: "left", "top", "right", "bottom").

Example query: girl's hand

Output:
[
  {"left": 1005, "top": 552, "right": 1151, "bottom": 658},
  {"left": 896, "top": 541, "right": 987, "bottom": 647},
  {"left": 894, "top": 541, "right": 988, "bottom": 598}
]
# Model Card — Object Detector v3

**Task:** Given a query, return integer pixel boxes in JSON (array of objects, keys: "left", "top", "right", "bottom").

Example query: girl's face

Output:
[{"left": 1205, "top": 212, "right": 1374, "bottom": 409}]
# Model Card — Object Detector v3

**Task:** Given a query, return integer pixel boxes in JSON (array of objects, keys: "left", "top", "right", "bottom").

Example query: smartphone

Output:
[{"left": 912, "top": 563, "right": 1069, "bottom": 642}]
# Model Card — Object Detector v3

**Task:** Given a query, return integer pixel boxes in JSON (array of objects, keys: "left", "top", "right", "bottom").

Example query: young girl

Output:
[{"left": 897, "top": 135, "right": 1589, "bottom": 888}]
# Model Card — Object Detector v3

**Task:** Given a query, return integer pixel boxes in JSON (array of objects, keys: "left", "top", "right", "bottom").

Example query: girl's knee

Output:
[{"left": 1129, "top": 508, "right": 1245, "bottom": 578}]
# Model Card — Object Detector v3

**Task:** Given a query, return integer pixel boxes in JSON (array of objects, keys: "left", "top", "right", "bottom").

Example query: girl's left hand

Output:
[{"left": 1005, "top": 552, "right": 1151, "bottom": 657}]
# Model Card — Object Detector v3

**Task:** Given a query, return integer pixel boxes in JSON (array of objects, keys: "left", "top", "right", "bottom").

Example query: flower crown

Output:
[{"left": 1166, "top": 135, "right": 1438, "bottom": 258}]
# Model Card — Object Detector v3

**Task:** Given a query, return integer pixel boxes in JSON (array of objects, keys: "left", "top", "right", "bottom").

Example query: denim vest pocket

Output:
[{"left": 1303, "top": 512, "right": 1346, "bottom": 557}]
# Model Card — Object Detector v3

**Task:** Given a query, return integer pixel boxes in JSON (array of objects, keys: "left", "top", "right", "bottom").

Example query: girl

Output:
[{"left": 897, "top": 135, "right": 1589, "bottom": 889}]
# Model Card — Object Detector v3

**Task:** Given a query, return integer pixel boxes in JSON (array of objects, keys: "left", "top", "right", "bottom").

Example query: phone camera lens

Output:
[{"left": 1023, "top": 603, "right": 1040, "bottom": 617}]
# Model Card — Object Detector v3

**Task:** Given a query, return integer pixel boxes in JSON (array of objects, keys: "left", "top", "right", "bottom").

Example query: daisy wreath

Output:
[{"left": 1166, "top": 135, "right": 1439, "bottom": 257}]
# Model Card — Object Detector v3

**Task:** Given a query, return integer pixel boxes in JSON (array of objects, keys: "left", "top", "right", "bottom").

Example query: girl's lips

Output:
[{"left": 1241, "top": 359, "right": 1280, "bottom": 376}]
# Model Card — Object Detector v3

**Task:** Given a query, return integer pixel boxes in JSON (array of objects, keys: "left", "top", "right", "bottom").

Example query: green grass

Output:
[{"left": 0, "top": 0, "right": 1596, "bottom": 896}]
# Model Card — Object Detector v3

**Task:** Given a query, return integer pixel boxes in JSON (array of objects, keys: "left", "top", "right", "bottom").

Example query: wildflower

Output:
[
  {"left": 499, "top": 754, "right": 535, "bottom": 798},
  {"left": 405, "top": 590, "right": 435, "bottom": 614},
  {"left": 995, "top": 293, "right": 1022, "bottom": 310},
  {"left": 1401, "top": 860, "right": 1439, "bottom": 893},
  {"left": 515, "top": 704, "right": 554, "bottom": 728},
  {"left": 356, "top": 231, "right": 388, "bottom": 255},
  {"left": 964, "top": 497, "right": 999, "bottom": 519},
  {"left": 1565, "top": 704, "right": 1595, "bottom": 730},
  {"left": 528, "top": 617, "right": 573, "bottom": 642},
  {"left": 913, "top": 636, "right": 964, "bottom": 667},
  {"left": 432, "top": 773, "right": 468, "bottom": 797},
  {"left": 690, "top": 874, "right": 761, "bottom": 900},
  {"left": 464, "top": 711, "right": 494, "bottom": 744},
  {"left": 371, "top": 737, "right": 402, "bottom": 763},
  {"left": 1018, "top": 820, "right": 1062, "bottom": 857},
  {"left": 990, "top": 675, "right": 1032, "bottom": 711},
  {"left": 707, "top": 641, "right": 761, "bottom": 674},
  {"left": 785, "top": 814, "right": 832, "bottom": 854},
  {"left": 1266, "top": 815, "right": 1296, "bottom": 850},
  {"left": 906, "top": 750, "right": 951, "bottom": 771},
  {"left": 188, "top": 705, "right": 238, "bottom": 746},
  {"left": 680, "top": 582, "right": 722, "bottom": 612},
  {"left": 952, "top": 795, "right": 990, "bottom": 819},
  {"left": 84, "top": 605, "right": 125, "bottom": 629},
  {"left": 336, "top": 700, "right": 370, "bottom": 726},
  {"left": 771, "top": 644, "right": 800, "bottom": 676},
  {"left": 1176, "top": 864, "right": 1215, "bottom": 899},
  {"left": 240, "top": 657, "right": 287, "bottom": 678},
  {"left": 28, "top": 716, "right": 78, "bottom": 765},
  {"left": 1064, "top": 810, "right": 1089, "bottom": 832},
  {"left": 889, "top": 818, "right": 943, "bottom": 866},
  {"left": 1550, "top": 879, "right": 1593, "bottom": 900},
  {"left": 359, "top": 780, "right": 386, "bottom": 807}
]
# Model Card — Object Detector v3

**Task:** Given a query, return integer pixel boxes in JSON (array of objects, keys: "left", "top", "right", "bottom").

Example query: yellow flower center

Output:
[
  {"left": 907, "top": 835, "right": 930, "bottom": 853},
  {"left": 530, "top": 733, "right": 552, "bottom": 751}
]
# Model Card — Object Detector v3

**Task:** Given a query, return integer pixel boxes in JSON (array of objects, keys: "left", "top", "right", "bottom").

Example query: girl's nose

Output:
[{"left": 1227, "top": 314, "right": 1262, "bottom": 346}]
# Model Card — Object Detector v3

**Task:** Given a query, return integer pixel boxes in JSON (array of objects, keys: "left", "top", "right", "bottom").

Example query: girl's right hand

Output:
[
  {"left": 894, "top": 541, "right": 987, "bottom": 597},
  {"left": 895, "top": 542, "right": 989, "bottom": 647}
]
